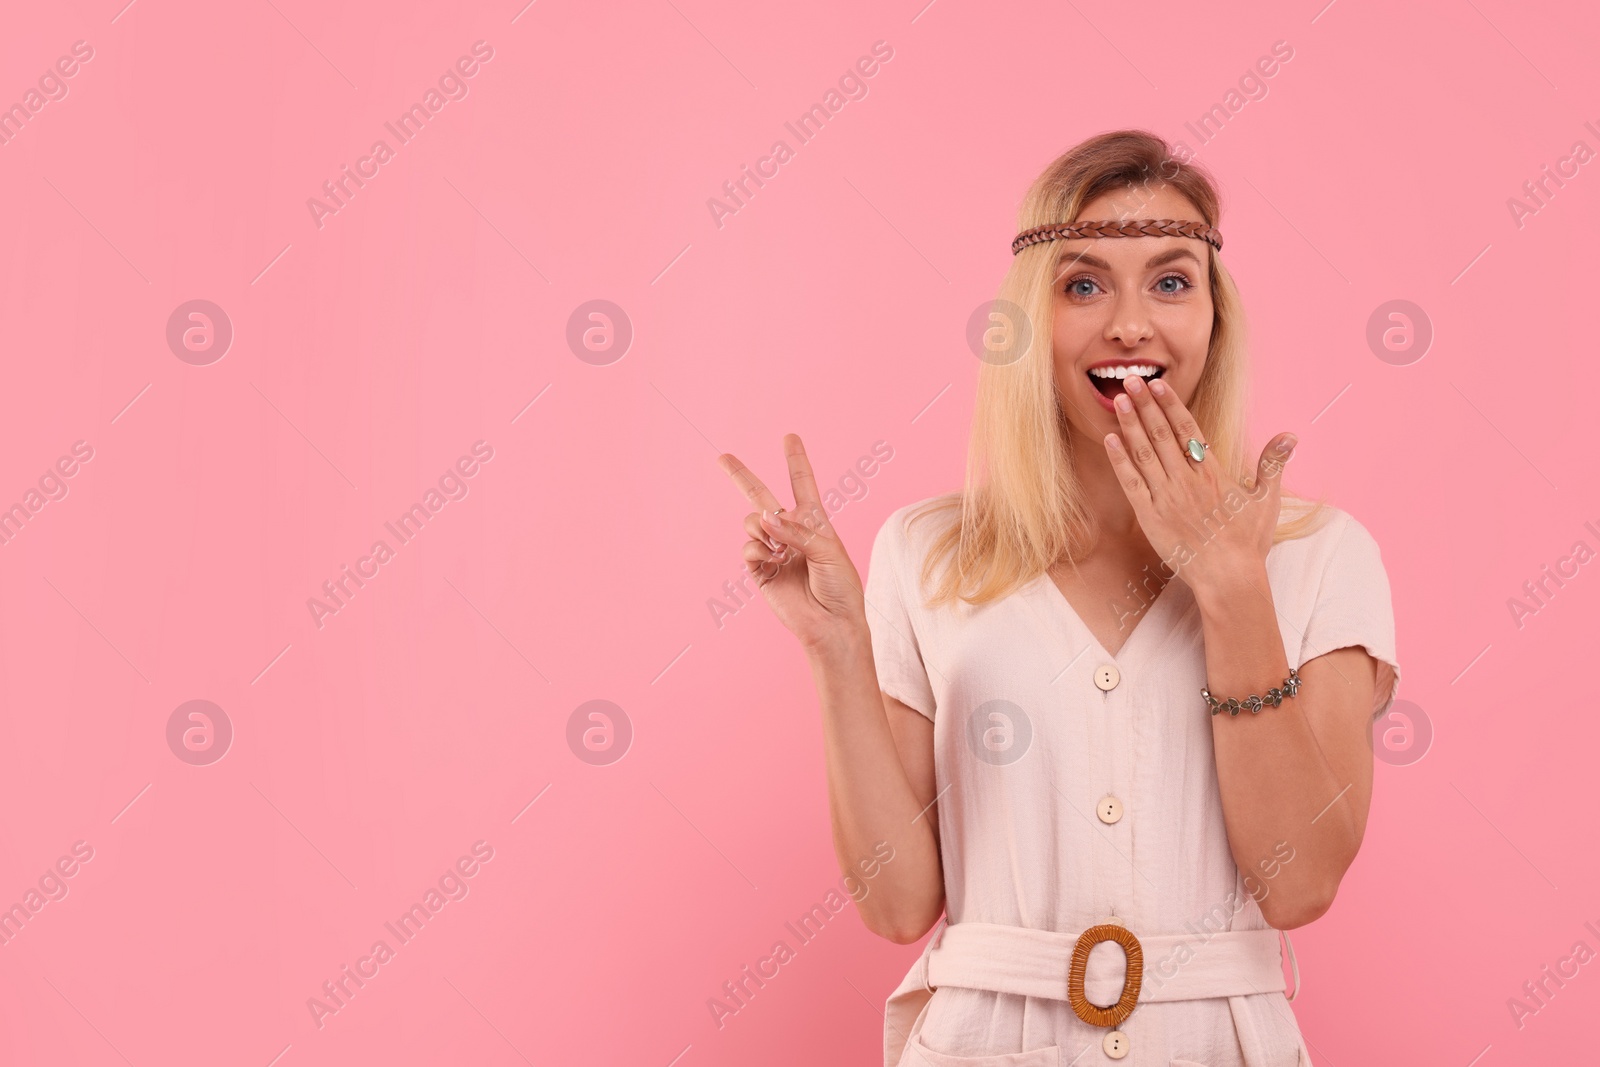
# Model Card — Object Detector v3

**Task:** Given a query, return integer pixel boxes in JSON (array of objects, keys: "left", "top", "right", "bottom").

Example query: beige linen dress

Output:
[{"left": 864, "top": 497, "right": 1401, "bottom": 1067}]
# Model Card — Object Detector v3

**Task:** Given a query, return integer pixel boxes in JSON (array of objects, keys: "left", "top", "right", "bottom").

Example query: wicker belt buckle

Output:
[{"left": 1067, "top": 923, "right": 1143, "bottom": 1028}]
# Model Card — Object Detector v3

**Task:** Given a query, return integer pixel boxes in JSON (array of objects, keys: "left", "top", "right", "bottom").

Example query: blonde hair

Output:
[{"left": 910, "top": 129, "right": 1330, "bottom": 607}]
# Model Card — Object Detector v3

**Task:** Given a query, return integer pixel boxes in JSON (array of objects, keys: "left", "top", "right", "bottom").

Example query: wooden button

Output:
[
  {"left": 1102, "top": 1030, "right": 1130, "bottom": 1058},
  {"left": 1094, "top": 664, "right": 1121, "bottom": 691},
  {"left": 1096, "top": 796, "right": 1123, "bottom": 824},
  {"left": 1101, "top": 915, "right": 1124, "bottom": 926}
]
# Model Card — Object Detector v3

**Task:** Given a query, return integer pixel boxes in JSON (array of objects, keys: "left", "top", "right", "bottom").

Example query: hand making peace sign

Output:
[{"left": 717, "top": 434, "right": 866, "bottom": 653}]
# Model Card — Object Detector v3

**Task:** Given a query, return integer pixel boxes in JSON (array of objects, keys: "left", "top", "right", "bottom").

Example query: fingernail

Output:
[
  {"left": 1284, "top": 435, "right": 1299, "bottom": 451},
  {"left": 1115, "top": 394, "right": 1133, "bottom": 413},
  {"left": 1125, "top": 375, "right": 1144, "bottom": 394},
  {"left": 761, "top": 509, "right": 779, "bottom": 527},
  {"left": 1149, "top": 378, "right": 1167, "bottom": 395}
]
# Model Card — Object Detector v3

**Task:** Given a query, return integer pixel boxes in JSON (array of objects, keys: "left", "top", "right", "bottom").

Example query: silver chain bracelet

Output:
[{"left": 1202, "top": 667, "right": 1302, "bottom": 716}]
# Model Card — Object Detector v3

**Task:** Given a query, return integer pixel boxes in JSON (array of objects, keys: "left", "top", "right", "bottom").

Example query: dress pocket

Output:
[{"left": 903, "top": 1033, "right": 1061, "bottom": 1067}]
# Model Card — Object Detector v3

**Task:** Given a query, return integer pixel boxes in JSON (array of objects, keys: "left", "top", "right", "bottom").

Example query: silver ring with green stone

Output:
[{"left": 1184, "top": 438, "right": 1210, "bottom": 463}]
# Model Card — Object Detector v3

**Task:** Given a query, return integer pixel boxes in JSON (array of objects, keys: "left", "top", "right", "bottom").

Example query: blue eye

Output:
[{"left": 1063, "top": 273, "right": 1195, "bottom": 299}]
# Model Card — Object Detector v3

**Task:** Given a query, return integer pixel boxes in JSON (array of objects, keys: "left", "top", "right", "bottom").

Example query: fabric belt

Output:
[{"left": 885, "top": 919, "right": 1291, "bottom": 1067}]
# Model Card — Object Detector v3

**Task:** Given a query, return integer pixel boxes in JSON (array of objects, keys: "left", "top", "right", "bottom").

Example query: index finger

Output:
[{"left": 718, "top": 452, "right": 784, "bottom": 513}]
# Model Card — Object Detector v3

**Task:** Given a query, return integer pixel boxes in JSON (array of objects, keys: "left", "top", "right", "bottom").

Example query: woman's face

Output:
[{"left": 1050, "top": 183, "right": 1215, "bottom": 446}]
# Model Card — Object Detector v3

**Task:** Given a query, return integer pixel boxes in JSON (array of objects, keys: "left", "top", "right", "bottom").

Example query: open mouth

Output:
[{"left": 1087, "top": 363, "right": 1165, "bottom": 408}]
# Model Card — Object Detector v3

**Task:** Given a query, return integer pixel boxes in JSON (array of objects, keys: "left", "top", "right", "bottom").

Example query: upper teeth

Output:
[{"left": 1090, "top": 364, "right": 1162, "bottom": 379}]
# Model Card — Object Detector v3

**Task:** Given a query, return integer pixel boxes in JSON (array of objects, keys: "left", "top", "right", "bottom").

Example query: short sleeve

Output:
[
  {"left": 1298, "top": 512, "right": 1401, "bottom": 720},
  {"left": 863, "top": 509, "right": 937, "bottom": 721}
]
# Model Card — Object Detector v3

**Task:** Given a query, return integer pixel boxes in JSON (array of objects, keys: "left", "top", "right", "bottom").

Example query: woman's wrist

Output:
[
  {"left": 802, "top": 613, "right": 874, "bottom": 666},
  {"left": 1187, "top": 552, "right": 1271, "bottom": 618}
]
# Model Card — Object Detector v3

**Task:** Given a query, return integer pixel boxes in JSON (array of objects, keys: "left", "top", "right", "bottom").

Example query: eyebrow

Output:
[{"left": 1055, "top": 247, "right": 1203, "bottom": 271}]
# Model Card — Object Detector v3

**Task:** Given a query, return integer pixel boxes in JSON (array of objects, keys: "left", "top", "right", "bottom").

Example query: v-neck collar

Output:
[{"left": 1033, "top": 567, "right": 1189, "bottom": 662}]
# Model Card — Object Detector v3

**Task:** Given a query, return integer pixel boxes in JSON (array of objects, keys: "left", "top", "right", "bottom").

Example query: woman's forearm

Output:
[
  {"left": 1194, "top": 560, "right": 1360, "bottom": 929},
  {"left": 806, "top": 621, "right": 945, "bottom": 943}
]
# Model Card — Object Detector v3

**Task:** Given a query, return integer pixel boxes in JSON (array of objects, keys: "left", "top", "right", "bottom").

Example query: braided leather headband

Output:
[{"left": 1011, "top": 218, "right": 1223, "bottom": 256}]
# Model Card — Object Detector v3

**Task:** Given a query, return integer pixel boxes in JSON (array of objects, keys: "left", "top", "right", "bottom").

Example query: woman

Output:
[{"left": 717, "top": 130, "right": 1399, "bottom": 1067}]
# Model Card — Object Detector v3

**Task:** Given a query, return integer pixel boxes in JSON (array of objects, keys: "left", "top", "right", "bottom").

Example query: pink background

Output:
[{"left": 0, "top": 0, "right": 1596, "bottom": 1063}]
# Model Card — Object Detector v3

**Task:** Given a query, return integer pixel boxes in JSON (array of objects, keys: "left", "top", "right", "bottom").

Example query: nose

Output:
[{"left": 1104, "top": 287, "right": 1154, "bottom": 346}]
